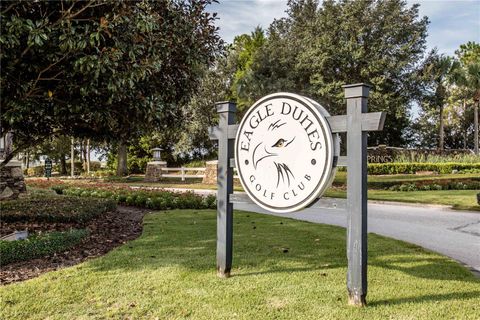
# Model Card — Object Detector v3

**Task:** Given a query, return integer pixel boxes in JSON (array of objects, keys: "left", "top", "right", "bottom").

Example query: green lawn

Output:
[
  {"left": 2, "top": 210, "right": 479, "bottom": 319},
  {"left": 324, "top": 189, "right": 480, "bottom": 211},
  {"left": 335, "top": 171, "right": 480, "bottom": 184}
]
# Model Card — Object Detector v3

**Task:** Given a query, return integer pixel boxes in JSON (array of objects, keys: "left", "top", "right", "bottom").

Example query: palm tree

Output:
[
  {"left": 451, "top": 62, "right": 480, "bottom": 154},
  {"left": 423, "top": 55, "right": 458, "bottom": 150},
  {"left": 454, "top": 42, "right": 480, "bottom": 154}
]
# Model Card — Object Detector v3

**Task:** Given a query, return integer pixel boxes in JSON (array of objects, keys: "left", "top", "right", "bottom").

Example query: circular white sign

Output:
[{"left": 235, "top": 93, "right": 338, "bottom": 213}]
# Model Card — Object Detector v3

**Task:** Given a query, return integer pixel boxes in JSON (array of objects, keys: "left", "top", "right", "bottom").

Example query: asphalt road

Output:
[{"left": 235, "top": 201, "right": 480, "bottom": 273}]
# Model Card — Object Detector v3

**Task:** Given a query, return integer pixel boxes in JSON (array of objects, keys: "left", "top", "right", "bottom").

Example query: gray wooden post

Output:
[
  {"left": 344, "top": 83, "right": 370, "bottom": 306},
  {"left": 216, "top": 101, "right": 236, "bottom": 278}
]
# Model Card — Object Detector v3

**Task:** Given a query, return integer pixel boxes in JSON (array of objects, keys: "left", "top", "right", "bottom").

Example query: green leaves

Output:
[
  {"left": 1, "top": 0, "right": 222, "bottom": 158},
  {"left": 229, "top": 0, "right": 430, "bottom": 146},
  {"left": 0, "top": 229, "right": 88, "bottom": 266}
]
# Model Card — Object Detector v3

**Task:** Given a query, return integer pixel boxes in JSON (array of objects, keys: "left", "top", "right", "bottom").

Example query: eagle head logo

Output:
[{"left": 252, "top": 119, "right": 297, "bottom": 187}]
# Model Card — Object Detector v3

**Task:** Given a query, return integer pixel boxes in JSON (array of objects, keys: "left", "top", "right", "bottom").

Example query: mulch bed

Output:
[{"left": 1, "top": 206, "right": 149, "bottom": 285}]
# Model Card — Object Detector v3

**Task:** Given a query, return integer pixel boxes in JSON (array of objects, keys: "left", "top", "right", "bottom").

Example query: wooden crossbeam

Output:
[
  {"left": 327, "top": 112, "right": 386, "bottom": 133},
  {"left": 229, "top": 193, "right": 347, "bottom": 211},
  {"left": 208, "top": 124, "right": 239, "bottom": 140},
  {"left": 208, "top": 112, "right": 386, "bottom": 140}
]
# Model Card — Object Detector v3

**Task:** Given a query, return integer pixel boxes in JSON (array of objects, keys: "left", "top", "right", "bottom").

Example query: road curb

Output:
[{"left": 366, "top": 199, "right": 452, "bottom": 209}]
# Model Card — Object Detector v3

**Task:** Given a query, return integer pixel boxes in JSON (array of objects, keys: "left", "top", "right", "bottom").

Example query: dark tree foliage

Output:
[
  {"left": 237, "top": 0, "right": 429, "bottom": 146},
  {"left": 0, "top": 0, "right": 222, "bottom": 165}
]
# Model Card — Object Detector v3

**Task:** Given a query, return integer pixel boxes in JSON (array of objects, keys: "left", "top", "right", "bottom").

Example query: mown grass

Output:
[
  {"left": 324, "top": 189, "right": 480, "bottom": 211},
  {"left": 334, "top": 171, "right": 480, "bottom": 184},
  {"left": 1, "top": 210, "right": 479, "bottom": 319}
]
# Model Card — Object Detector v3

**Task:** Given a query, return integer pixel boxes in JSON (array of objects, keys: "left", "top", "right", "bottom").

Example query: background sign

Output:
[
  {"left": 44, "top": 158, "right": 52, "bottom": 178},
  {"left": 235, "top": 93, "right": 338, "bottom": 213}
]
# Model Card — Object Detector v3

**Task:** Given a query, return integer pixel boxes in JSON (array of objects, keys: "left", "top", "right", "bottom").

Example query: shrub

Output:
[
  {"left": 0, "top": 196, "right": 116, "bottom": 223},
  {"left": 367, "top": 162, "right": 480, "bottom": 175},
  {"left": 460, "top": 168, "right": 480, "bottom": 174},
  {"left": 134, "top": 195, "right": 148, "bottom": 207},
  {"left": 387, "top": 180, "right": 480, "bottom": 192},
  {"left": 0, "top": 229, "right": 88, "bottom": 266},
  {"left": 128, "top": 156, "right": 151, "bottom": 174},
  {"left": 93, "top": 170, "right": 116, "bottom": 177},
  {"left": 393, "top": 153, "right": 480, "bottom": 164},
  {"left": 203, "top": 194, "right": 217, "bottom": 208},
  {"left": 26, "top": 166, "right": 44, "bottom": 177},
  {"left": 26, "top": 180, "right": 217, "bottom": 211},
  {"left": 51, "top": 185, "right": 69, "bottom": 195},
  {"left": 51, "top": 161, "right": 84, "bottom": 175},
  {"left": 184, "top": 159, "right": 207, "bottom": 168},
  {"left": 86, "top": 161, "right": 102, "bottom": 171}
]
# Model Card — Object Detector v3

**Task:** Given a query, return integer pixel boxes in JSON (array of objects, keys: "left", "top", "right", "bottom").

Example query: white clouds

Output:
[
  {"left": 209, "top": 0, "right": 479, "bottom": 55},
  {"left": 208, "top": 0, "right": 288, "bottom": 43},
  {"left": 409, "top": 0, "right": 480, "bottom": 55}
]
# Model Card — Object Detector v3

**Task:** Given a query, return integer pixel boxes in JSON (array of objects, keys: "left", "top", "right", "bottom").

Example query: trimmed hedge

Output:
[
  {"left": 61, "top": 187, "right": 216, "bottom": 210},
  {"left": 366, "top": 177, "right": 480, "bottom": 191},
  {"left": 0, "top": 229, "right": 88, "bottom": 266},
  {"left": 388, "top": 180, "right": 480, "bottom": 191},
  {"left": 0, "top": 196, "right": 116, "bottom": 223},
  {"left": 366, "top": 162, "right": 480, "bottom": 175},
  {"left": 25, "top": 166, "right": 44, "bottom": 177}
]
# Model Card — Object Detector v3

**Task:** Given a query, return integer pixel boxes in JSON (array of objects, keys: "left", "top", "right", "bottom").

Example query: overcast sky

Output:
[{"left": 208, "top": 0, "right": 480, "bottom": 56}]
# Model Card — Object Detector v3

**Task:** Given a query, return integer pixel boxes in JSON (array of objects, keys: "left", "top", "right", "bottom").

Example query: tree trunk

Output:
[
  {"left": 439, "top": 104, "right": 444, "bottom": 151},
  {"left": 475, "top": 101, "right": 479, "bottom": 155},
  {"left": 86, "top": 139, "right": 91, "bottom": 174},
  {"left": 71, "top": 137, "right": 75, "bottom": 177},
  {"left": 78, "top": 140, "right": 82, "bottom": 171},
  {"left": 116, "top": 141, "right": 128, "bottom": 176},
  {"left": 26, "top": 150, "right": 30, "bottom": 169},
  {"left": 60, "top": 154, "right": 67, "bottom": 175},
  {"left": 82, "top": 139, "right": 87, "bottom": 172}
]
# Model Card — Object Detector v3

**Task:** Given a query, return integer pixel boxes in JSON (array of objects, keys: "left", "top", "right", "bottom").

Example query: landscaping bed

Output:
[
  {"left": 0, "top": 196, "right": 116, "bottom": 224},
  {"left": 0, "top": 192, "right": 148, "bottom": 284},
  {"left": 26, "top": 179, "right": 217, "bottom": 210},
  {"left": 0, "top": 205, "right": 147, "bottom": 285},
  {"left": 1, "top": 229, "right": 88, "bottom": 266}
]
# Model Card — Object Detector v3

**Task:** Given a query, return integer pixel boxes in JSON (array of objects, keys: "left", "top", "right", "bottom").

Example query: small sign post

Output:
[
  {"left": 209, "top": 83, "right": 385, "bottom": 306},
  {"left": 44, "top": 158, "right": 52, "bottom": 180}
]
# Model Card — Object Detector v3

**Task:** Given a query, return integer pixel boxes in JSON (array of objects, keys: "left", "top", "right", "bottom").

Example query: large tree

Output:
[
  {"left": 0, "top": 0, "right": 222, "bottom": 169},
  {"left": 237, "top": 0, "right": 429, "bottom": 146},
  {"left": 455, "top": 42, "right": 480, "bottom": 154},
  {"left": 420, "top": 54, "right": 460, "bottom": 150}
]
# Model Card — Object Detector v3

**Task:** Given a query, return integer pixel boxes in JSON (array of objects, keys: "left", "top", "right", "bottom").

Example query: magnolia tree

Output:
[{"left": 0, "top": 0, "right": 223, "bottom": 171}]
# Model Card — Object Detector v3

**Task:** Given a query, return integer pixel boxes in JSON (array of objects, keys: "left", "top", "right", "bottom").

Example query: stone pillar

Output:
[
  {"left": 144, "top": 161, "right": 167, "bottom": 182},
  {"left": 202, "top": 160, "right": 218, "bottom": 184},
  {"left": 0, "top": 160, "right": 27, "bottom": 200}
]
